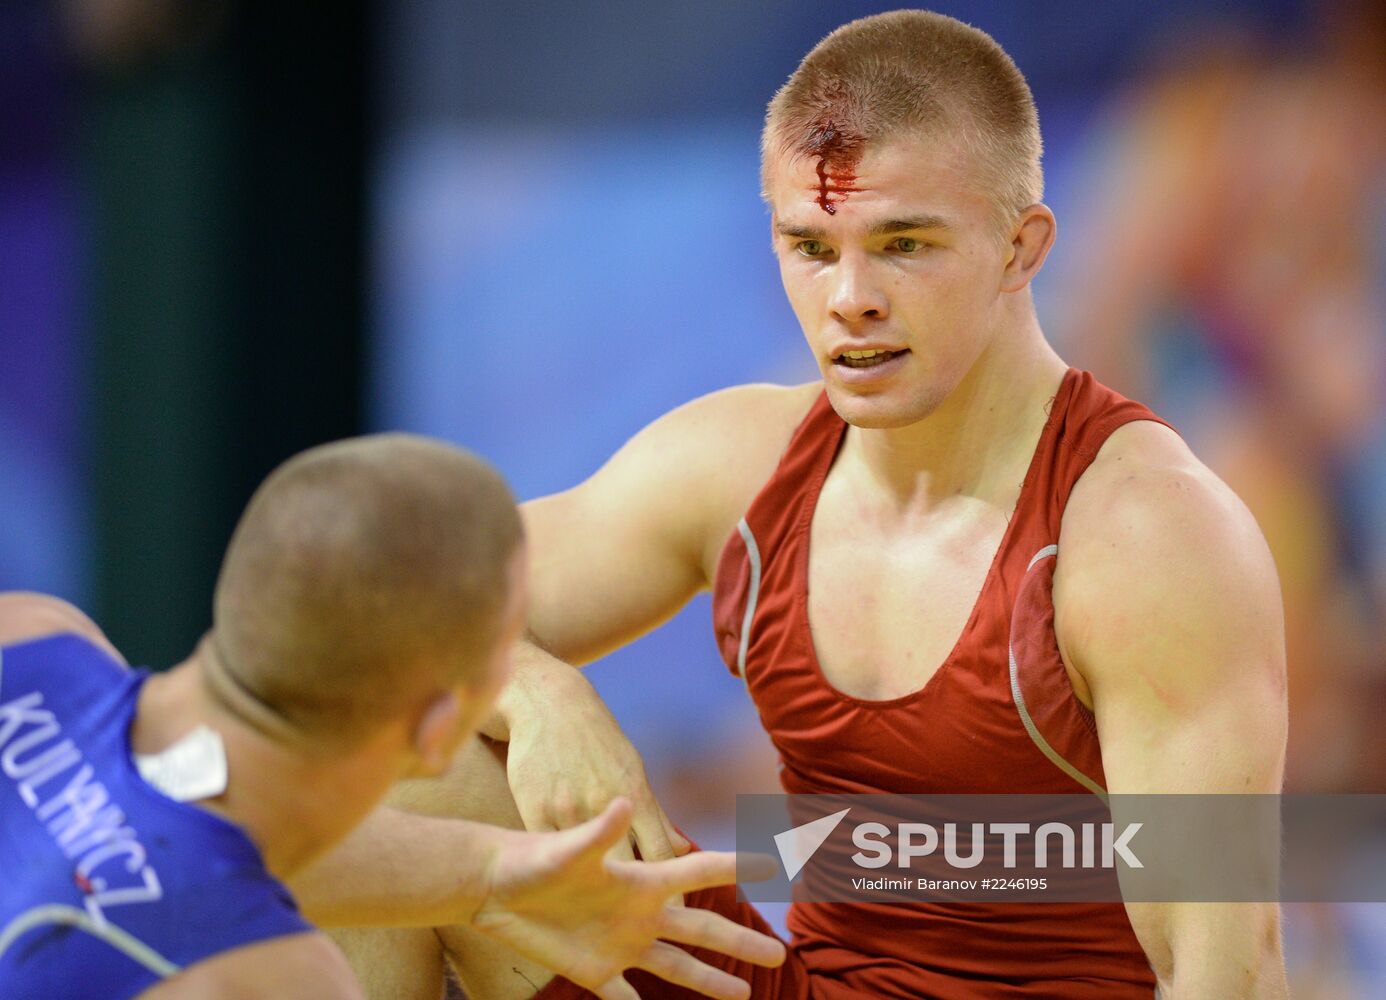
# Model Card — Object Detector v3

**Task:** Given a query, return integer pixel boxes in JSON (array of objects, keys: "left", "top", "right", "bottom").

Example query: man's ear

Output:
[
  {"left": 1000, "top": 203, "right": 1056, "bottom": 293},
  {"left": 409, "top": 689, "right": 463, "bottom": 777}
]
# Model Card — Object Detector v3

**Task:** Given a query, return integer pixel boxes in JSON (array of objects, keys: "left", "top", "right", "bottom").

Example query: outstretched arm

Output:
[
  {"left": 290, "top": 804, "right": 497, "bottom": 929},
  {"left": 292, "top": 799, "right": 784, "bottom": 1000},
  {"left": 481, "top": 384, "right": 814, "bottom": 862},
  {"left": 1056, "top": 422, "right": 1288, "bottom": 998}
]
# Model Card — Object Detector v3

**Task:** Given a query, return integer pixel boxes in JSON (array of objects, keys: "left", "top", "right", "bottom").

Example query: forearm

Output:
[
  {"left": 289, "top": 805, "right": 506, "bottom": 928},
  {"left": 1148, "top": 903, "right": 1287, "bottom": 999}
]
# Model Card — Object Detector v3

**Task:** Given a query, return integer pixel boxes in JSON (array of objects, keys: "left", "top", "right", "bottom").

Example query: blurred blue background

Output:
[{"left": 3, "top": 0, "right": 1383, "bottom": 992}]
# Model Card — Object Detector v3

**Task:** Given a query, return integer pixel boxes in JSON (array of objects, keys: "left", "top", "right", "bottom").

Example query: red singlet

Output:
[
  {"left": 539, "top": 369, "right": 1171, "bottom": 1000},
  {"left": 709, "top": 368, "right": 1167, "bottom": 997}
]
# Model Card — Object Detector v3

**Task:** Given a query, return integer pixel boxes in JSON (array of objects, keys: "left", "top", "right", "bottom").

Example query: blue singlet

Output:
[{"left": 0, "top": 633, "right": 311, "bottom": 999}]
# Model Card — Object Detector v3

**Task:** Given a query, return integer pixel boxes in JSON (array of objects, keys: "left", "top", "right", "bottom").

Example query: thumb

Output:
[{"left": 557, "top": 796, "right": 633, "bottom": 865}]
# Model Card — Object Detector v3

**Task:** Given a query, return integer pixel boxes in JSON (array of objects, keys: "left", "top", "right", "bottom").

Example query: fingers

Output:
[
  {"left": 643, "top": 850, "right": 777, "bottom": 898},
  {"left": 658, "top": 801, "right": 693, "bottom": 856},
  {"left": 554, "top": 797, "right": 633, "bottom": 866},
  {"left": 594, "top": 974, "right": 640, "bottom": 1000},
  {"left": 630, "top": 795, "right": 679, "bottom": 862},
  {"left": 636, "top": 942, "right": 751, "bottom": 1000},
  {"left": 733, "top": 851, "right": 778, "bottom": 884},
  {"left": 511, "top": 789, "right": 561, "bottom": 836},
  {"left": 660, "top": 905, "right": 788, "bottom": 969},
  {"left": 585, "top": 796, "right": 635, "bottom": 854}
]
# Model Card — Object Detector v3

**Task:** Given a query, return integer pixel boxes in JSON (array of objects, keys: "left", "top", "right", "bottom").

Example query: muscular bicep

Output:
[
  {"left": 520, "top": 384, "right": 814, "bottom": 666},
  {"left": 522, "top": 482, "right": 703, "bottom": 665},
  {"left": 1055, "top": 425, "right": 1288, "bottom": 990},
  {"left": 1057, "top": 448, "right": 1287, "bottom": 795},
  {"left": 137, "top": 932, "right": 364, "bottom": 1000}
]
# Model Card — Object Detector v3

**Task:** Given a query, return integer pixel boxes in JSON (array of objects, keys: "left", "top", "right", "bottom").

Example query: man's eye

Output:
[
  {"left": 891, "top": 236, "right": 922, "bottom": 253},
  {"left": 795, "top": 240, "right": 826, "bottom": 257}
]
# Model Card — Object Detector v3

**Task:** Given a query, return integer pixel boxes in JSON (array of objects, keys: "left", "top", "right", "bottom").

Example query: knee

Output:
[{"left": 388, "top": 736, "right": 524, "bottom": 830}]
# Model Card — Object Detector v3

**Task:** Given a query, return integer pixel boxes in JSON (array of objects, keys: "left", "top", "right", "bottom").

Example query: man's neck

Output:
[
  {"left": 844, "top": 314, "right": 1067, "bottom": 510},
  {"left": 130, "top": 647, "right": 402, "bottom": 878}
]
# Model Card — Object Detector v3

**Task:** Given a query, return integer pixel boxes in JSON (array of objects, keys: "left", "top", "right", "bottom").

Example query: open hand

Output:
[{"left": 471, "top": 798, "right": 784, "bottom": 1000}]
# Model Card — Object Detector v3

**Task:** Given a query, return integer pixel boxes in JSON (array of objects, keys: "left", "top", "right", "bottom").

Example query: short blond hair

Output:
[
  {"left": 212, "top": 434, "right": 523, "bottom": 743},
  {"left": 762, "top": 10, "right": 1043, "bottom": 226}
]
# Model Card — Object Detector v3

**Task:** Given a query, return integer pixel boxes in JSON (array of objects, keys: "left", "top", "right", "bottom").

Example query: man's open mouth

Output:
[{"left": 835, "top": 348, "right": 907, "bottom": 369}]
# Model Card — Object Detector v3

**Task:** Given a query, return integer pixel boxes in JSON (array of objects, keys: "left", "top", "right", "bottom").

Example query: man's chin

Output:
[{"left": 824, "top": 385, "right": 942, "bottom": 429}]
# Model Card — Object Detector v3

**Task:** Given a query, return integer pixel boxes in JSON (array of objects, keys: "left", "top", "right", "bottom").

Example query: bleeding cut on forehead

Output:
[{"left": 765, "top": 131, "right": 1057, "bottom": 433}]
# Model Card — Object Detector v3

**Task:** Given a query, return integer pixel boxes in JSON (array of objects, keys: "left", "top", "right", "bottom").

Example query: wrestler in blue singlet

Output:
[{"left": 0, "top": 633, "right": 311, "bottom": 1000}]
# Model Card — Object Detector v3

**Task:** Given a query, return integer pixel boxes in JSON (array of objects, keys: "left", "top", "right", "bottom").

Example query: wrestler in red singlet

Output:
[
  {"left": 316, "top": 10, "right": 1286, "bottom": 997},
  {"left": 535, "top": 368, "right": 1168, "bottom": 1000}
]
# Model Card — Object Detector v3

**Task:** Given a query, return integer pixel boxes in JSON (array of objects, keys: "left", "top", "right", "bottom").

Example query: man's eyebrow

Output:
[
  {"left": 774, "top": 215, "right": 954, "bottom": 240},
  {"left": 775, "top": 222, "right": 826, "bottom": 240},
  {"left": 866, "top": 215, "right": 953, "bottom": 236}
]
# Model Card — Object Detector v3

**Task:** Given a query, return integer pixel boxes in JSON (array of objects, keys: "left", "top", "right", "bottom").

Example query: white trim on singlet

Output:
[
  {"left": 734, "top": 518, "right": 763, "bottom": 694},
  {"left": 1026, "top": 543, "right": 1059, "bottom": 573},
  {"left": 0, "top": 904, "right": 181, "bottom": 979},
  {"left": 1007, "top": 544, "right": 1109, "bottom": 803}
]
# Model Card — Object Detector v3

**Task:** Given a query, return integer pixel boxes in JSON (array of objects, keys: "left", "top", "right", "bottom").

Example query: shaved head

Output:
[
  {"left": 211, "top": 434, "right": 523, "bottom": 744},
  {"left": 763, "top": 10, "right": 1043, "bottom": 228}
]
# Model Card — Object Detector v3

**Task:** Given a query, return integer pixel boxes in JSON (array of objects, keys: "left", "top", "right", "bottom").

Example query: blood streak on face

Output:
[{"left": 805, "top": 120, "right": 863, "bottom": 215}]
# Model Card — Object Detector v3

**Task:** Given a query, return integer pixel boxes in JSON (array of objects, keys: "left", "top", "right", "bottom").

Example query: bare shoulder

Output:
[
  {"left": 519, "top": 382, "right": 822, "bottom": 658},
  {"left": 669, "top": 382, "right": 822, "bottom": 572},
  {"left": 638, "top": 381, "right": 820, "bottom": 469},
  {"left": 1054, "top": 418, "right": 1284, "bottom": 701},
  {"left": 0, "top": 591, "right": 125, "bottom": 663},
  {"left": 137, "top": 932, "right": 364, "bottom": 1000},
  {"left": 566, "top": 380, "right": 822, "bottom": 573},
  {"left": 1059, "top": 419, "right": 1268, "bottom": 568},
  {"left": 659, "top": 380, "right": 821, "bottom": 493}
]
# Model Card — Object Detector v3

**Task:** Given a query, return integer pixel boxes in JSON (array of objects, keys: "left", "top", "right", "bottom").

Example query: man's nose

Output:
[{"left": 827, "top": 255, "right": 889, "bottom": 324}]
